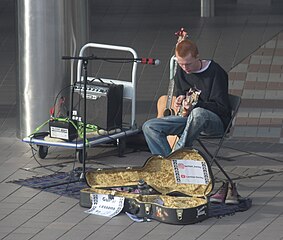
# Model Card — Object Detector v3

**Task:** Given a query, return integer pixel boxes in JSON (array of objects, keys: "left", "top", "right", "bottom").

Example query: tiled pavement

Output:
[
  {"left": 0, "top": 138, "right": 283, "bottom": 240},
  {"left": 230, "top": 32, "right": 283, "bottom": 143},
  {"left": 0, "top": 0, "right": 283, "bottom": 239}
]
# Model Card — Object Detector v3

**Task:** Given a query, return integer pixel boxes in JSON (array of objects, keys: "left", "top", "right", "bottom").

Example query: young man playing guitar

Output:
[{"left": 142, "top": 29, "right": 231, "bottom": 157}]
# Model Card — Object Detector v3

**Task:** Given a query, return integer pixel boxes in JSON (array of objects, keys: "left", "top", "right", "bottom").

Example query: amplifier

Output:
[
  {"left": 72, "top": 82, "right": 123, "bottom": 131},
  {"left": 49, "top": 119, "right": 78, "bottom": 141}
]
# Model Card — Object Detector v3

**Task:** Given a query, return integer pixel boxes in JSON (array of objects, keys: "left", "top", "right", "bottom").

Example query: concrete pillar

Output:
[
  {"left": 16, "top": 0, "right": 89, "bottom": 138},
  {"left": 201, "top": 0, "right": 215, "bottom": 17}
]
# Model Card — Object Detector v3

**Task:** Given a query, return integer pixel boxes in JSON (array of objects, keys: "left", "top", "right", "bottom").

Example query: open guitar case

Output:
[{"left": 80, "top": 148, "right": 219, "bottom": 224}]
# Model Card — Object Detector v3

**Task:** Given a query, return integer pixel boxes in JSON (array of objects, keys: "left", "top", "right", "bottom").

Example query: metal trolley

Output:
[{"left": 22, "top": 43, "right": 141, "bottom": 163}]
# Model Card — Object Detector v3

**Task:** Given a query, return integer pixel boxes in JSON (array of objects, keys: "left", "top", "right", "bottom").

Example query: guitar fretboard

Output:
[{"left": 166, "top": 59, "right": 177, "bottom": 109}]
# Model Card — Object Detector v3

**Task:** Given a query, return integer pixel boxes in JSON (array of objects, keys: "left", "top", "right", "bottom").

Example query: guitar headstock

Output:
[{"left": 175, "top": 27, "right": 189, "bottom": 43}]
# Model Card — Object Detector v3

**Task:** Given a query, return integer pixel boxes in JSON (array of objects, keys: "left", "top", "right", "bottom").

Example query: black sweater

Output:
[{"left": 174, "top": 60, "right": 231, "bottom": 129}]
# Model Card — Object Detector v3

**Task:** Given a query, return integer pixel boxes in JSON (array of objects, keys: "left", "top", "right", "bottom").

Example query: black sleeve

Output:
[{"left": 195, "top": 67, "right": 230, "bottom": 119}]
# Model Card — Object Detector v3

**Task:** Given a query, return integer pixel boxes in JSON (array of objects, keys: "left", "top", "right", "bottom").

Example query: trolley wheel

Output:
[
  {"left": 38, "top": 145, "right": 48, "bottom": 159},
  {"left": 76, "top": 149, "right": 87, "bottom": 164},
  {"left": 117, "top": 138, "right": 126, "bottom": 157}
]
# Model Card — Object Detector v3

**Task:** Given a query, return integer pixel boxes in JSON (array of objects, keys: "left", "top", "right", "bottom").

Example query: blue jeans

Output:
[{"left": 142, "top": 107, "right": 224, "bottom": 156}]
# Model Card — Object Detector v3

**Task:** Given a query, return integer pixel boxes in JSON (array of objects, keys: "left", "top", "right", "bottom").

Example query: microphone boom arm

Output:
[{"left": 62, "top": 55, "right": 160, "bottom": 65}]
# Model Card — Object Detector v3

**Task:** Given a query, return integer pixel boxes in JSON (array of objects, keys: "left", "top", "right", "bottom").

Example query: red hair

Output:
[{"left": 175, "top": 39, "right": 199, "bottom": 58}]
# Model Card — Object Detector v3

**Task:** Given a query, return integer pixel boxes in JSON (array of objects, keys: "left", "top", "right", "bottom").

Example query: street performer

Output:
[{"left": 142, "top": 29, "right": 231, "bottom": 157}]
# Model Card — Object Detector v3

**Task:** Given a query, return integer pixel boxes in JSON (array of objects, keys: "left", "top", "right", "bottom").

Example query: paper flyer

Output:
[{"left": 85, "top": 193, "right": 125, "bottom": 218}]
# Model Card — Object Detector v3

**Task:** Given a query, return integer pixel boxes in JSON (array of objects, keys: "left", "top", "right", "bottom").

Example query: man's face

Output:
[{"left": 176, "top": 53, "right": 199, "bottom": 74}]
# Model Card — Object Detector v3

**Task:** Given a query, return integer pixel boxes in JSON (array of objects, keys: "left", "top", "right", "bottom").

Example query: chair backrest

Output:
[
  {"left": 228, "top": 94, "right": 241, "bottom": 114},
  {"left": 225, "top": 94, "right": 241, "bottom": 134},
  {"left": 198, "top": 94, "right": 241, "bottom": 140}
]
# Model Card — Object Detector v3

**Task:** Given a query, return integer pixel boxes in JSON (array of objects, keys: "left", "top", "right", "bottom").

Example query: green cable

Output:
[
  {"left": 28, "top": 117, "right": 98, "bottom": 145},
  {"left": 28, "top": 119, "right": 50, "bottom": 137}
]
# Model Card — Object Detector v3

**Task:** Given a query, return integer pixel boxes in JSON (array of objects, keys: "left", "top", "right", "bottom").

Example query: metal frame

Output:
[
  {"left": 196, "top": 94, "right": 242, "bottom": 184},
  {"left": 22, "top": 43, "right": 140, "bottom": 155}
]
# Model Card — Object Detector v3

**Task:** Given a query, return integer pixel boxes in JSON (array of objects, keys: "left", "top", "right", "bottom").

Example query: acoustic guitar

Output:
[
  {"left": 156, "top": 73, "right": 177, "bottom": 119},
  {"left": 157, "top": 86, "right": 201, "bottom": 149},
  {"left": 156, "top": 28, "right": 189, "bottom": 149},
  {"left": 156, "top": 78, "right": 178, "bottom": 149}
]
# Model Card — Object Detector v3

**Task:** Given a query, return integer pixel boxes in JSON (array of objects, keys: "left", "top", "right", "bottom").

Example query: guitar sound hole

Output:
[{"left": 163, "top": 108, "right": 175, "bottom": 117}]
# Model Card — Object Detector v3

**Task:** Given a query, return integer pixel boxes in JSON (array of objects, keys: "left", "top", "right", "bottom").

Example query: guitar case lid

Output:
[
  {"left": 82, "top": 148, "right": 214, "bottom": 224},
  {"left": 85, "top": 148, "right": 214, "bottom": 197}
]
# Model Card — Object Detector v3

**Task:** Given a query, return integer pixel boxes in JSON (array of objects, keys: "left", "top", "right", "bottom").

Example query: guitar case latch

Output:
[
  {"left": 145, "top": 203, "right": 151, "bottom": 215},
  {"left": 176, "top": 209, "right": 183, "bottom": 221}
]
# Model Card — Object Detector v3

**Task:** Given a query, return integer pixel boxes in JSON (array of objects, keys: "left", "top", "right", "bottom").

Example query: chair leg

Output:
[
  {"left": 197, "top": 139, "right": 234, "bottom": 185},
  {"left": 197, "top": 139, "right": 213, "bottom": 158}
]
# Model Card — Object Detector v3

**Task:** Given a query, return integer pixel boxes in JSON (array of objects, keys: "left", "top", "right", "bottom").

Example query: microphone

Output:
[{"left": 136, "top": 58, "right": 160, "bottom": 65}]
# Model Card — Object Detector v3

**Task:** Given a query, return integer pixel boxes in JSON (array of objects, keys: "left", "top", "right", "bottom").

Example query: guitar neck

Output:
[
  {"left": 165, "top": 78, "right": 175, "bottom": 109},
  {"left": 166, "top": 58, "right": 177, "bottom": 109}
]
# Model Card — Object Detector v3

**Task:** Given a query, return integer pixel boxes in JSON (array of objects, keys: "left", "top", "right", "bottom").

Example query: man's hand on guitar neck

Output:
[
  {"left": 175, "top": 95, "right": 190, "bottom": 116},
  {"left": 174, "top": 95, "right": 185, "bottom": 111},
  {"left": 175, "top": 95, "right": 193, "bottom": 117}
]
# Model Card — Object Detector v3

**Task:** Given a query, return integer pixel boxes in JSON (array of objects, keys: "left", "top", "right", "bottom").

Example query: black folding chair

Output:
[{"left": 196, "top": 94, "right": 241, "bottom": 184}]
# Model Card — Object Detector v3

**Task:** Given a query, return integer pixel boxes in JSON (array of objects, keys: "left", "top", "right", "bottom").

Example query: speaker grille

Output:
[{"left": 72, "top": 82, "right": 123, "bottom": 130}]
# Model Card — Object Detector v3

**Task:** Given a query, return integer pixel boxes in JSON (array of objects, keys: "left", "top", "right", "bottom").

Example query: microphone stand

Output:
[
  {"left": 81, "top": 58, "right": 88, "bottom": 181},
  {"left": 62, "top": 55, "right": 140, "bottom": 182},
  {"left": 62, "top": 55, "right": 92, "bottom": 182}
]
